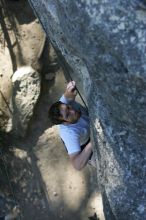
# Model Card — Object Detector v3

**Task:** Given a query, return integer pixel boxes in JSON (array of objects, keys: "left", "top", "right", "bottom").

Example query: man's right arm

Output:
[
  {"left": 69, "top": 142, "right": 92, "bottom": 170},
  {"left": 64, "top": 81, "right": 77, "bottom": 101}
]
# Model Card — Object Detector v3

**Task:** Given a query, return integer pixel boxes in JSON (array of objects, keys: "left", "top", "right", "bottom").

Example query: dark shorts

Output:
[{"left": 61, "top": 137, "right": 93, "bottom": 159}]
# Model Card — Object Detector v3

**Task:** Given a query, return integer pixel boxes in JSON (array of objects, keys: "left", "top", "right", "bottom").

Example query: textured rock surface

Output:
[
  {"left": 28, "top": 0, "right": 146, "bottom": 219},
  {"left": 11, "top": 66, "right": 40, "bottom": 137}
]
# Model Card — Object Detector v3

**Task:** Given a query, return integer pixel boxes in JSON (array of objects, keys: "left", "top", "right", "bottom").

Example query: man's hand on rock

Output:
[{"left": 64, "top": 81, "right": 77, "bottom": 100}]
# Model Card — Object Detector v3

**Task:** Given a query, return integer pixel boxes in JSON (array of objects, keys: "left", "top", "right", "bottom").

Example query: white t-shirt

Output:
[{"left": 58, "top": 95, "right": 90, "bottom": 155}]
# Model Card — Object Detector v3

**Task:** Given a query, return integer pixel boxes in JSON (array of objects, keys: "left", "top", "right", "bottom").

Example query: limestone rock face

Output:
[
  {"left": 28, "top": 0, "right": 146, "bottom": 219},
  {"left": 11, "top": 66, "right": 40, "bottom": 137}
]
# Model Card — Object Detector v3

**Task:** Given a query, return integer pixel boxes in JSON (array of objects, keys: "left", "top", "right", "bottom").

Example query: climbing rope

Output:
[{"left": 58, "top": 56, "right": 88, "bottom": 110}]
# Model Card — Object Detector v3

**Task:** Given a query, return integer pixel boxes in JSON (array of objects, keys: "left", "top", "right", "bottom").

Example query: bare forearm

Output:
[{"left": 72, "top": 142, "right": 92, "bottom": 170}]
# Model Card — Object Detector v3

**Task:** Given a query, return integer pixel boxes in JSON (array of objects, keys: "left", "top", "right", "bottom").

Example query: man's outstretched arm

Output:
[
  {"left": 64, "top": 81, "right": 77, "bottom": 101},
  {"left": 69, "top": 142, "right": 92, "bottom": 170}
]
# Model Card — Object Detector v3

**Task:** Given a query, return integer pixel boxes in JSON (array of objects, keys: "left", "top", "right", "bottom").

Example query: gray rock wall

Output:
[{"left": 28, "top": 0, "right": 146, "bottom": 219}]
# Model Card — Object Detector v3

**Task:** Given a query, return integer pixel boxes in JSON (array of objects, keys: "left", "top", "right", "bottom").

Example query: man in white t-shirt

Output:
[{"left": 48, "top": 81, "right": 93, "bottom": 170}]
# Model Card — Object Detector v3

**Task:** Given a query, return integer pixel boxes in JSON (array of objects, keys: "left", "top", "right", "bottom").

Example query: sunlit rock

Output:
[{"left": 11, "top": 66, "right": 40, "bottom": 137}]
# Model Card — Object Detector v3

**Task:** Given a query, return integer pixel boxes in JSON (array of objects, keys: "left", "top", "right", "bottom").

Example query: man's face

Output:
[{"left": 59, "top": 104, "right": 81, "bottom": 124}]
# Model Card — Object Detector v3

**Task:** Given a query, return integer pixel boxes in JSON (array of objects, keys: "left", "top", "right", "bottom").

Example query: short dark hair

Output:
[{"left": 48, "top": 101, "right": 65, "bottom": 125}]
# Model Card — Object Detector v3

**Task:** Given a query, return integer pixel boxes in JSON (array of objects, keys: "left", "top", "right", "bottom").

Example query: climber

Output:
[{"left": 48, "top": 81, "right": 95, "bottom": 170}]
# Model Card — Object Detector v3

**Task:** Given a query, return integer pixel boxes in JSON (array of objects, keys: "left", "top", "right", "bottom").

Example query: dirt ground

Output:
[{"left": 0, "top": 1, "right": 105, "bottom": 219}]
